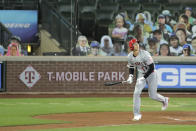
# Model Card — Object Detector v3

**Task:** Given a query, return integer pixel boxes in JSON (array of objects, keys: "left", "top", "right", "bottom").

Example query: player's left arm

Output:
[{"left": 143, "top": 63, "right": 154, "bottom": 79}]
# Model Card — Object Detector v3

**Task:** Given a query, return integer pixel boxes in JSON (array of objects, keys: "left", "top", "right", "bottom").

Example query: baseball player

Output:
[{"left": 127, "top": 38, "right": 169, "bottom": 121}]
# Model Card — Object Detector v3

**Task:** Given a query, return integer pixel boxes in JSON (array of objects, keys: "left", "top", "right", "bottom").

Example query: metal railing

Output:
[{"left": 41, "top": 0, "right": 79, "bottom": 55}]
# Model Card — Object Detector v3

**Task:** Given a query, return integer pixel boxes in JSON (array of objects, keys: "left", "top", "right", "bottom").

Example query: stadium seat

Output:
[
  {"left": 119, "top": 3, "right": 141, "bottom": 12},
  {"left": 115, "top": 0, "right": 130, "bottom": 4},
  {"left": 0, "top": 5, "right": 3, "bottom": 9},
  {"left": 58, "top": 4, "right": 74, "bottom": 13},
  {"left": 23, "top": 0, "right": 38, "bottom": 4},
  {"left": 79, "top": 0, "right": 97, "bottom": 18},
  {"left": 95, "top": 10, "right": 115, "bottom": 40},
  {"left": 98, "top": 3, "right": 119, "bottom": 12},
  {"left": 184, "top": 3, "right": 196, "bottom": 9},
  {"left": 58, "top": 0, "right": 72, "bottom": 4},
  {"left": 78, "top": 0, "right": 97, "bottom": 21},
  {"left": 78, "top": 0, "right": 98, "bottom": 38},
  {"left": 79, "top": 11, "right": 96, "bottom": 37},
  {"left": 141, "top": 3, "right": 162, "bottom": 12},
  {"left": 152, "top": 0, "right": 168, "bottom": 3},
  {"left": 58, "top": 4, "right": 75, "bottom": 23},
  {"left": 163, "top": 3, "right": 182, "bottom": 13},
  {"left": 78, "top": 0, "right": 97, "bottom": 12},
  {"left": 22, "top": 0, "right": 39, "bottom": 9},
  {"left": 13, "top": 3, "right": 23, "bottom": 10},
  {"left": 44, "top": 0, "right": 59, "bottom": 7},
  {"left": 134, "top": 0, "right": 150, "bottom": 3},
  {"left": 127, "top": 10, "right": 140, "bottom": 22},
  {"left": 97, "top": 0, "right": 114, "bottom": 5},
  {"left": 7, "top": 0, "right": 22, "bottom": 4},
  {"left": 3, "top": 0, "right": 38, "bottom": 10},
  {"left": 96, "top": 10, "right": 114, "bottom": 24}
]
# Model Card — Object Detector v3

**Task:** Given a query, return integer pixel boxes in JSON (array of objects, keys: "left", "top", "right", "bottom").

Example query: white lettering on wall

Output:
[
  {"left": 65, "top": 72, "right": 72, "bottom": 81},
  {"left": 89, "top": 72, "right": 95, "bottom": 81},
  {"left": 47, "top": 72, "right": 53, "bottom": 81},
  {"left": 56, "top": 72, "right": 64, "bottom": 81},
  {"left": 98, "top": 72, "right": 104, "bottom": 80},
  {"left": 181, "top": 68, "right": 196, "bottom": 86},
  {"left": 4, "top": 23, "right": 31, "bottom": 28},
  {"left": 119, "top": 72, "right": 125, "bottom": 81},
  {"left": 47, "top": 72, "right": 125, "bottom": 82},
  {"left": 157, "top": 68, "right": 178, "bottom": 86}
]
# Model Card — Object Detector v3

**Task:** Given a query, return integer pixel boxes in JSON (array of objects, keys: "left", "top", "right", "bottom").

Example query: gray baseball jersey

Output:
[
  {"left": 127, "top": 50, "right": 153, "bottom": 75},
  {"left": 127, "top": 50, "right": 166, "bottom": 116}
]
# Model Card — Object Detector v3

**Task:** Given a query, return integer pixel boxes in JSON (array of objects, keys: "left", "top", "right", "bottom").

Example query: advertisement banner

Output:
[
  {"left": 156, "top": 64, "right": 196, "bottom": 88},
  {"left": 0, "top": 10, "right": 38, "bottom": 43}
]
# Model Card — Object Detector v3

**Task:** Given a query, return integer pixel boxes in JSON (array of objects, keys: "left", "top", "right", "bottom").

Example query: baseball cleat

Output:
[
  {"left": 132, "top": 114, "right": 142, "bottom": 121},
  {"left": 162, "top": 97, "right": 169, "bottom": 111}
]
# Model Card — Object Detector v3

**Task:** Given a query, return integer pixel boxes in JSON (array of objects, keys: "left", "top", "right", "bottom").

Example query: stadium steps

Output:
[{"left": 35, "top": 29, "right": 66, "bottom": 56}]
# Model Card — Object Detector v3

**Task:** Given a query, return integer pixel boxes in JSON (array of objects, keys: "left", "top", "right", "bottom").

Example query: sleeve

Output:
[
  {"left": 129, "top": 67, "right": 134, "bottom": 75},
  {"left": 143, "top": 51, "right": 154, "bottom": 65},
  {"left": 143, "top": 63, "right": 154, "bottom": 79},
  {"left": 127, "top": 54, "right": 135, "bottom": 75}
]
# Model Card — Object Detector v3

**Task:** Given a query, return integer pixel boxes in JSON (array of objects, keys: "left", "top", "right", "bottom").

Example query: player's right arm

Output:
[{"left": 127, "top": 53, "right": 134, "bottom": 84}]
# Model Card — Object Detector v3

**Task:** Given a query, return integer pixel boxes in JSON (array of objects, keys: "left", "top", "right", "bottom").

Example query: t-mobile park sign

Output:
[
  {"left": 19, "top": 65, "right": 125, "bottom": 88},
  {"left": 47, "top": 72, "right": 126, "bottom": 81}
]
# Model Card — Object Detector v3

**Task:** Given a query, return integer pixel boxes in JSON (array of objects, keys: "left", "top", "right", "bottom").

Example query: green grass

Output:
[
  {"left": 0, "top": 97, "right": 196, "bottom": 130},
  {"left": 25, "top": 124, "right": 196, "bottom": 131}
]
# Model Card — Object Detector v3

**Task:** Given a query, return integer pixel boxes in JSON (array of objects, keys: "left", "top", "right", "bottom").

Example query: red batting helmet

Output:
[{"left": 129, "top": 38, "right": 138, "bottom": 51}]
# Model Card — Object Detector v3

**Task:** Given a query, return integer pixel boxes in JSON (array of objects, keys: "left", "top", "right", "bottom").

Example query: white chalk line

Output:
[{"left": 163, "top": 116, "right": 196, "bottom": 122}]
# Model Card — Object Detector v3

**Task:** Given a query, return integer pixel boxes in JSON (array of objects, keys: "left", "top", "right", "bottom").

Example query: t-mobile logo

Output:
[
  {"left": 25, "top": 71, "right": 35, "bottom": 84},
  {"left": 19, "top": 66, "right": 41, "bottom": 88}
]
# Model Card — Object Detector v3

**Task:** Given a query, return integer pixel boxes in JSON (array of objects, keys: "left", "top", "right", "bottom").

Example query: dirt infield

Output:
[
  {"left": 1, "top": 92, "right": 196, "bottom": 98},
  {"left": 0, "top": 111, "right": 196, "bottom": 131},
  {"left": 0, "top": 93, "right": 196, "bottom": 131}
]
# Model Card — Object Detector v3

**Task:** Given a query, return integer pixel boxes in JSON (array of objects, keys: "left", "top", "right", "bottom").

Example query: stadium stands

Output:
[
  {"left": 2, "top": 0, "right": 196, "bottom": 56},
  {"left": 78, "top": 0, "right": 97, "bottom": 37}
]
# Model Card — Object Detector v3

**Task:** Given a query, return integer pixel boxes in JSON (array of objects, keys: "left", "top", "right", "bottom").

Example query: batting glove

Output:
[
  {"left": 127, "top": 74, "right": 133, "bottom": 84},
  {"left": 137, "top": 77, "right": 145, "bottom": 85}
]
